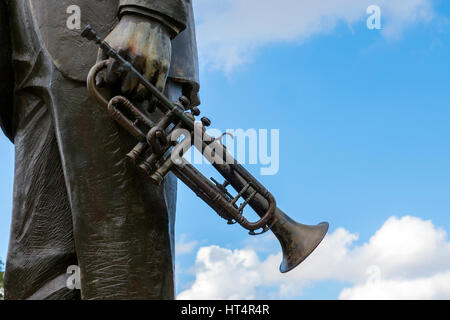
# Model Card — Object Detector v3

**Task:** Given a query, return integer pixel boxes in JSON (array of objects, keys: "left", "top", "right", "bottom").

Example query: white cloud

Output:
[
  {"left": 193, "top": 0, "right": 434, "bottom": 72},
  {"left": 176, "top": 234, "right": 200, "bottom": 255},
  {"left": 177, "top": 245, "right": 262, "bottom": 300},
  {"left": 339, "top": 270, "right": 450, "bottom": 300},
  {"left": 177, "top": 216, "right": 450, "bottom": 300}
]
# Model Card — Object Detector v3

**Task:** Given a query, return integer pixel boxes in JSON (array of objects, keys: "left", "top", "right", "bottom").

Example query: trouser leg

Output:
[
  {"left": 6, "top": 75, "right": 181, "bottom": 300},
  {"left": 48, "top": 71, "right": 179, "bottom": 299},
  {"left": 4, "top": 1, "right": 79, "bottom": 299},
  {"left": 4, "top": 78, "right": 79, "bottom": 300}
]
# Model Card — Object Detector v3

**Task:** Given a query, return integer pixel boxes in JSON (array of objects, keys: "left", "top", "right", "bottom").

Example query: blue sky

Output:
[{"left": 1, "top": 0, "right": 450, "bottom": 299}]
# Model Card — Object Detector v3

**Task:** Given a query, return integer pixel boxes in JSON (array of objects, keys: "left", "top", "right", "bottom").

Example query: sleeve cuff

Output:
[{"left": 119, "top": 0, "right": 187, "bottom": 38}]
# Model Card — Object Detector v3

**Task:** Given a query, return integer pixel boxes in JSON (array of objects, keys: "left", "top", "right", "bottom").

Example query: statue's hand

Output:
[{"left": 98, "top": 15, "right": 172, "bottom": 99}]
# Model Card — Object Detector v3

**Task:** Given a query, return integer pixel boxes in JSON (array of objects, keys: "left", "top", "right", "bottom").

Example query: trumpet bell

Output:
[{"left": 270, "top": 209, "right": 329, "bottom": 273}]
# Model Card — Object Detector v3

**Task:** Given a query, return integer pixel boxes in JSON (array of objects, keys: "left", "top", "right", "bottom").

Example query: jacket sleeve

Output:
[
  {"left": 0, "top": 0, "right": 14, "bottom": 142},
  {"left": 118, "top": 0, "right": 188, "bottom": 38}
]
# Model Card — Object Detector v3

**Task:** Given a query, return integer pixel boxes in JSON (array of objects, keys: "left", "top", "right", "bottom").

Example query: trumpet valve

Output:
[{"left": 126, "top": 142, "right": 146, "bottom": 164}]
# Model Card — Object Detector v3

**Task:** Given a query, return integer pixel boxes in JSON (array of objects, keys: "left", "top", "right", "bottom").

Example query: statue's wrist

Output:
[
  {"left": 118, "top": 14, "right": 172, "bottom": 40},
  {"left": 118, "top": 7, "right": 180, "bottom": 38}
]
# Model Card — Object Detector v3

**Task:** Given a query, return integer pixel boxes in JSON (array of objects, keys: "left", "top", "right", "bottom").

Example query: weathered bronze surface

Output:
[
  {"left": 0, "top": 0, "right": 13, "bottom": 141},
  {"left": 1, "top": 0, "right": 198, "bottom": 300},
  {"left": 1, "top": 0, "right": 328, "bottom": 300},
  {"left": 83, "top": 26, "right": 329, "bottom": 273}
]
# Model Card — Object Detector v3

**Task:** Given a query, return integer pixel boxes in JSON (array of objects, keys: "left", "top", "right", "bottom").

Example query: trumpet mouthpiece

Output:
[{"left": 81, "top": 25, "right": 97, "bottom": 41}]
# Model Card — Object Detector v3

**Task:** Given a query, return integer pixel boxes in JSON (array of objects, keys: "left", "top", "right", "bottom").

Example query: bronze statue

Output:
[
  {"left": 0, "top": 0, "right": 328, "bottom": 300},
  {"left": 1, "top": 0, "right": 199, "bottom": 300}
]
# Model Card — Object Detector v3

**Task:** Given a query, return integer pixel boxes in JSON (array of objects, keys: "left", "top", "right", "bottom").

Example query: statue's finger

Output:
[
  {"left": 105, "top": 58, "right": 121, "bottom": 84},
  {"left": 121, "top": 72, "right": 139, "bottom": 96},
  {"left": 124, "top": 55, "right": 146, "bottom": 98},
  {"left": 105, "top": 48, "right": 128, "bottom": 84},
  {"left": 134, "top": 61, "right": 155, "bottom": 101},
  {"left": 154, "top": 71, "right": 168, "bottom": 94},
  {"left": 95, "top": 49, "right": 108, "bottom": 87},
  {"left": 134, "top": 84, "right": 150, "bottom": 101},
  {"left": 96, "top": 47, "right": 108, "bottom": 63}
]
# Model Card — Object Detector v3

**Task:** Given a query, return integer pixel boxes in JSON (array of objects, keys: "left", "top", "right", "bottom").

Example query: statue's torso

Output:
[
  {"left": 29, "top": 0, "right": 119, "bottom": 82},
  {"left": 27, "top": 0, "right": 199, "bottom": 94}
]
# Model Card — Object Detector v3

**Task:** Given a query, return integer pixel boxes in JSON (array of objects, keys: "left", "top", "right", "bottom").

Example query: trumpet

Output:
[{"left": 81, "top": 25, "right": 329, "bottom": 273}]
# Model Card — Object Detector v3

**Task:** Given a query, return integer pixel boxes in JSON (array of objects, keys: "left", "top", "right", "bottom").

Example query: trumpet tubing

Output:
[{"left": 82, "top": 25, "right": 329, "bottom": 273}]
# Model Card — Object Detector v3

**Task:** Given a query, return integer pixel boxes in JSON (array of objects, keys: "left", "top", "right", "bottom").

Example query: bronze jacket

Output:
[{"left": 0, "top": 0, "right": 199, "bottom": 141}]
